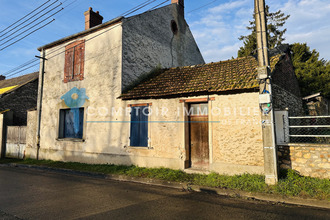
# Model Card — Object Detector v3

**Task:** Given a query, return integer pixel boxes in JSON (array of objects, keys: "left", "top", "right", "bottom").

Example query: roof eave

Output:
[
  {"left": 120, "top": 88, "right": 258, "bottom": 100},
  {"left": 0, "top": 76, "right": 38, "bottom": 97},
  {"left": 37, "top": 16, "right": 124, "bottom": 51}
]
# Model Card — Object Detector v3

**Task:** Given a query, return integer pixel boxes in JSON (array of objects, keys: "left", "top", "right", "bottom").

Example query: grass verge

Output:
[{"left": 1, "top": 158, "right": 329, "bottom": 200}]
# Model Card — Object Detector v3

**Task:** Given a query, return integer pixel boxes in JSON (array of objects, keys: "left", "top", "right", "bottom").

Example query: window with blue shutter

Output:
[
  {"left": 130, "top": 105, "right": 149, "bottom": 147},
  {"left": 59, "top": 108, "right": 84, "bottom": 139}
]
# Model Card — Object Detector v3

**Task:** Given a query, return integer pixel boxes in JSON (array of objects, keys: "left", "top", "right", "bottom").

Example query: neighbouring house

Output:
[
  {"left": 0, "top": 72, "right": 39, "bottom": 158},
  {"left": 303, "top": 93, "right": 329, "bottom": 116}
]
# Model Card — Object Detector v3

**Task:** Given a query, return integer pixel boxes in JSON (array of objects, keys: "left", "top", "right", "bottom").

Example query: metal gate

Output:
[{"left": 6, "top": 126, "right": 26, "bottom": 159}]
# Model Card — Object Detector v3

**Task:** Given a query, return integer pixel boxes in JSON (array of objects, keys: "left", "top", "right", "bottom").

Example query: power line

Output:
[
  {"left": 39, "top": 0, "right": 162, "bottom": 61},
  {"left": 4, "top": 0, "right": 165, "bottom": 77},
  {"left": 148, "top": 0, "right": 168, "bottom": 11},
  {"left": 5, "top": 62, "right": 41, "bottom": 78},
  {"left": 120, "top": 0, "right": 154, "bottom": 17},
  {"left": 187, "top": 0, "right": 219, "bottom": 14},
  {"left": 3, "top": 58, "right": 39, "bottom": 75},
  {"left": 123, "top": 0, "right": 158, "bottom": 17},
  {"left": 0, "top": 0, "right": 60, "bottom": 39},
  {"left": 0, "top": 0, "right": 52, "bottom": 34},
  {"left": 0, "top": 3, "right": 63, "bottom": 42},
  {"left": 0, "top": 8, "right": 63, "bottom": 47},
  {"left": 0, "top": 19, "right": 55, "bottom": 52},
  {"left": 0, "top": 0, "right": 82, "bottom": 52}
]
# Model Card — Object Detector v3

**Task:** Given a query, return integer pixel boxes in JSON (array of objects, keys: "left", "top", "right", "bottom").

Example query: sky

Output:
[{"left": 0, "top": 0, "right": 329, "bottom": 78}]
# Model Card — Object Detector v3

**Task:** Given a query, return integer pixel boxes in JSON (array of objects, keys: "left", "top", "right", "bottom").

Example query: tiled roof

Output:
[
  {"left": 121, "top": 55, "right": 282, "bottom": 100},
  {"left": 0, "top": 72, "right": 38, "bottom": 95}
]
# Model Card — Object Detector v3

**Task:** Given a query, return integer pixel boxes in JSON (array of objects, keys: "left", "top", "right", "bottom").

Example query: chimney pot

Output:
[{"left": 84, "top": 7, "right": 103, "bottom": 30}]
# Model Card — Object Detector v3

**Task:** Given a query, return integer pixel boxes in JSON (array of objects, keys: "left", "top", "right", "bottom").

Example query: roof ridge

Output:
[{"left": 166, "top": 56, "right": 257, "bottom": 71}]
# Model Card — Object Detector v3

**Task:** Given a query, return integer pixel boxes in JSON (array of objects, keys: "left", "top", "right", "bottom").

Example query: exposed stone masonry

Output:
[{"left": 278, "top": 144, "right": 330, "bottom": 179}]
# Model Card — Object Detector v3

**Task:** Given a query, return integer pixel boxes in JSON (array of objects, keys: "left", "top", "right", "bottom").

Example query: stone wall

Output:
[
  {"left": 272, "top": 53, "right": 303, "bottom": 116},
  {"left": 0, "top": 80, "right": 38, "bottom": 125},
  {"left": 273, "top": 84, "right": 303, "bottom": 116},
  {"left": 25, "top": 110, "right": 38, "bottom": 159},
  {"left": 278, "top": 144, "right": 330, "bottom": 179},
  {"left": 122, "top": 4, "right": 204, "bottom": 90}
]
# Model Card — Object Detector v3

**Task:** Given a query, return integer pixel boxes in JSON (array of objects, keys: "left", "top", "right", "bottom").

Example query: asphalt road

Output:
[{"left": 0, "top": 166, "right": 329, "bottom": 220}]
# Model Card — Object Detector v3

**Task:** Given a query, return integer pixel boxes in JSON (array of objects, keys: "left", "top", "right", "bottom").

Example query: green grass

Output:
[{"left": 1, "top": 158, "right": 329, "bottom": 200}]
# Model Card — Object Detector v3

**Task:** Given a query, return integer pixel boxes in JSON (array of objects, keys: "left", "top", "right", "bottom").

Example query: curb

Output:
[{"left": 1, "top": 163, "right": 329, "bottom": 210}]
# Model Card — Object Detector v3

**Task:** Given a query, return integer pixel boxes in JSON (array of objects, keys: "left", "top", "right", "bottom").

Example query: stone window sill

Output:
[
  {"left": 128, "top": 146, "right": 153, "bottom": 150},
  {"left": 56, "top": 138, "right": 85, "bottom": 142}
]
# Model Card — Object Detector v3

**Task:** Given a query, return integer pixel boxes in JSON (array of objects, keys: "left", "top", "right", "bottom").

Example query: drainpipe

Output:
[
  {"left": 255, "top": 0, "right": 278, "bottom": 185},
  {"left": 36, "top": 49, "right": 46, "bottom": 160}
]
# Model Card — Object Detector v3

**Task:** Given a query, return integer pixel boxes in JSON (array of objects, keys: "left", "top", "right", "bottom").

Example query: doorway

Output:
[{"left": 188, "top": 103, "right": 209, "bottom": 169}]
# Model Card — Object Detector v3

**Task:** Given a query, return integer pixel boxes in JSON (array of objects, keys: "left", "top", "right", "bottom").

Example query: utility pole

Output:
[
  {"left": 255, "top": 0, "right": 278, "bottom": 185},
  {"left": 35, "top": 50, "right": 46, "bottom": 160}
]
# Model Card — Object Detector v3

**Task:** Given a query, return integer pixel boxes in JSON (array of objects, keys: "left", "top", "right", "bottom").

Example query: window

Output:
[
  {"left": 189, "top": 103, "right": 208, "bottom": 116},
  {"left": 171, "top": 20, "right": 178, "bottom": 34},
  {"left": 59, "top": 108, "right": 84, "bottom": 139},
  {"left": 130, "top": 105, "right": 149, "bottom": 147},
  {"left": 64, "top": 40, "right": 85, "bottom": 83}
]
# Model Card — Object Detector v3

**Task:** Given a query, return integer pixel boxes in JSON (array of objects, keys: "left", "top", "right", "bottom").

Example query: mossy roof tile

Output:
[{"left": 121, "top": 55, "right": 282, "bottom": 100}]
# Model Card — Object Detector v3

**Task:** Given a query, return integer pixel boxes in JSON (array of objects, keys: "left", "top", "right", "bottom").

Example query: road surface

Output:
[{"left": 0, "top": 166, "right": 329, "bottom": 219}]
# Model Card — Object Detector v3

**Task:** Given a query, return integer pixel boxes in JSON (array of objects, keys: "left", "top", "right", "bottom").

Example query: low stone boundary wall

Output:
[{"left": 277, "top": 144, "right": 329, "bottom": 179}]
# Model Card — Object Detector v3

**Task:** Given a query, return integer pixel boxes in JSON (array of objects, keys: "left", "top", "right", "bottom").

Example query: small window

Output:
[
  {"left": 59, "top": 108, "right": 84, "bottom": 139},
  {"left": 64, "top": 40, "right": 85, "bottom": 83},
  {"left": 130, "top": 105, "right": 149, "bottom": 147},
  {"left": 171, "top": 20, "right": 178, "bottom": 34},
  {"left": 189, "top": 103, "right": 208, "bottom": 116}
]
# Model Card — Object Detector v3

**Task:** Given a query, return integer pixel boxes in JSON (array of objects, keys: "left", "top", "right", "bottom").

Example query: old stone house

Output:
[
  {"left": 24, "top": 1, "right": 303, "bottom": 175},
  {"left": 118, "top": 50, "right": 302, "bottom": 174},
  {"left": 25, "top": 1, "right": 205, "bottom": 160}
]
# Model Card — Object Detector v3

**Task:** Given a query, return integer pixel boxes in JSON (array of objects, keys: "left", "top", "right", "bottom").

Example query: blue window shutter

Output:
[
  {"left": 78, "top": 108, "right": 84, "bottom": 138},
  {"left": 140, "top": 106, "right": 148, "bottom": 147},
  {"left": 130, "top": 107, "right": 140, "bottom": 146},
  {"left": 130, "top": 106, "right": 148, "bottom": 147}
]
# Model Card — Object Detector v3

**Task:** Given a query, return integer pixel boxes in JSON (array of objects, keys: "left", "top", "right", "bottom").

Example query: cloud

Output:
[
  {"left": 279, "top": 0, "right": 330, "bottom": 60},
  {"left": 190, "top": 0, "right": 330, "bottom": 63},
  {"left": 189, "top": 0, "right": 253, "bottom": 63}
]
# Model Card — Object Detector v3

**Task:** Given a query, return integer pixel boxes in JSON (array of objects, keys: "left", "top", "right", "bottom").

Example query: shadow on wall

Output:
[{"left": 277, "top": 145, "right": 292, "bottom": 170}]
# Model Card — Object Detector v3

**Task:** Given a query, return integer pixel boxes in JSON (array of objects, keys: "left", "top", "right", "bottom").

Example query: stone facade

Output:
[
  {"left": 0, "top": 80, "right": 38, "bottom": 125},
  {"left": 122, "top": 4, "right": 204, "bottom": 90},
  {"left": 29, "top": 4, "right": 205, "bottom": 169},
  {"left": 278, "top": 144, "right": 330, "bottom": 179},
  {"left": 25, "top": 110, "right": 38, "bottom": 159},
  {"left": 272, "top": 53, "right": 303, "bottom": 116}
]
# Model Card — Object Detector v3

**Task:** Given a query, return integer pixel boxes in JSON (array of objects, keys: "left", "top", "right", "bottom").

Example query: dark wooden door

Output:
[{"left": 189, "top": 103, "right": 209, "bottom": 169}]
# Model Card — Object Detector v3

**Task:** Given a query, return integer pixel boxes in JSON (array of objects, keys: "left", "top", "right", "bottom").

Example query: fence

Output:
[
  {"left": 287, "top": 116, "right": 330, "bottom": 144},
  {"left": 6, "top": 126, "right": 26, "bottom": 159}
]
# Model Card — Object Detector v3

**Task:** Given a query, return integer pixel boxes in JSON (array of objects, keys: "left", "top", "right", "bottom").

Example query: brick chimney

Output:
[
  {"left": 84, "top": 7, "right": 103, "bottom": 30},
  {"left": 0, "top": 75, "right": 5, "bottom": 81},
  {"left": 172, "top": 0, "right": 184, "bottom": 17}
]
